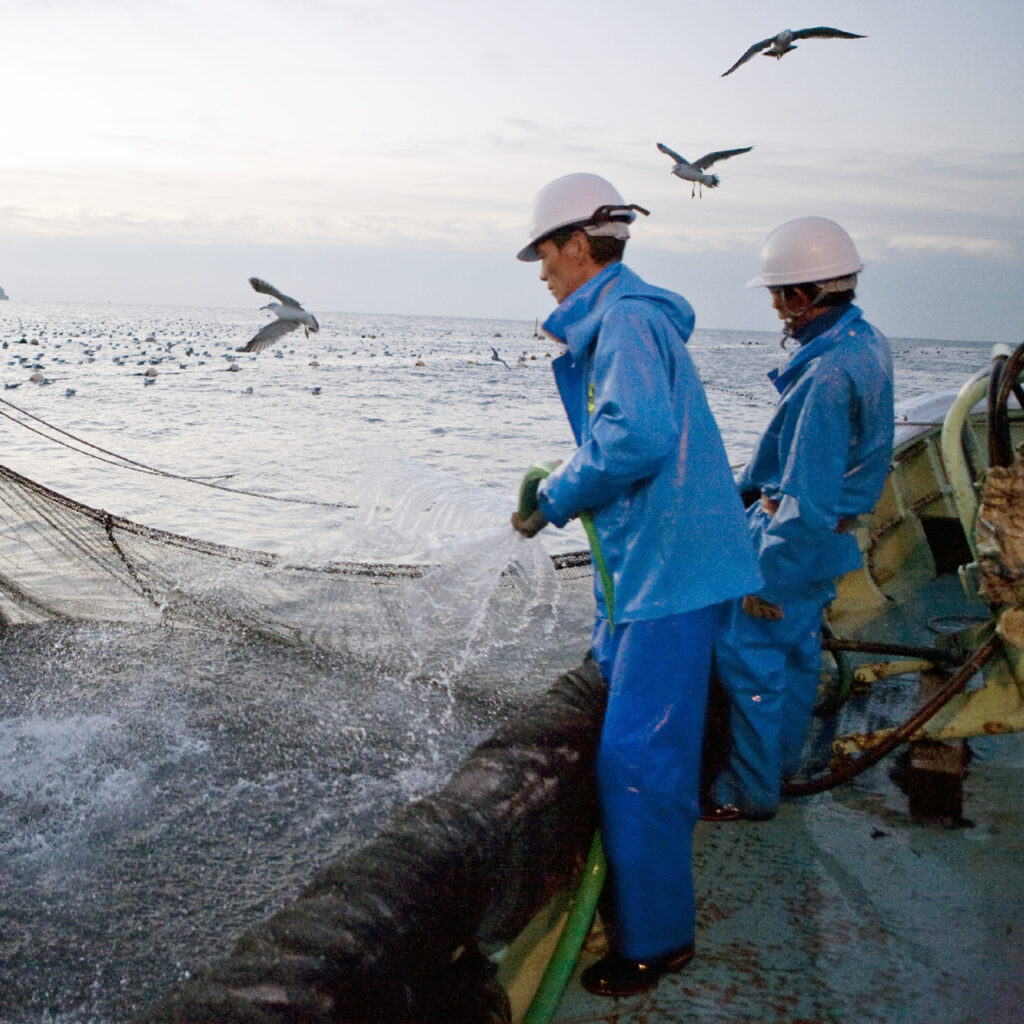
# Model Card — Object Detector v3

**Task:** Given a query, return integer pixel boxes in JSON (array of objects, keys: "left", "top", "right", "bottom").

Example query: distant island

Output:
[{"left": 0, "top": 285, "right": 7, "bottom": 300}]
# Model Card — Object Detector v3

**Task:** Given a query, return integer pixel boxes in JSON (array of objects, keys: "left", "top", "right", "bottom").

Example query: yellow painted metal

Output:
[
  {"left": 832, "top": 729, "right": 896, "bottom": 758},
  {"left": 939, "top": 374, "right": 988, "bottom": 558},
  {"left": 495, "top": 889, "right": 573, "bottom": 1021},
  {"left": 921, "top": 640, "right": 1024, "bottom": 740},
  {"left": 853, "top": 659, "right": 934, "bottom": 684},
  {"left": 826, "top": 362, "right": 1024, "bottom": 740}
]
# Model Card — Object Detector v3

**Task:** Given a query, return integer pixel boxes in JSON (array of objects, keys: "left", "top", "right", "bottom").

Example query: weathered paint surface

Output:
[{"left": 551, "top": 730, "right": 1024, "bottom": 1024}]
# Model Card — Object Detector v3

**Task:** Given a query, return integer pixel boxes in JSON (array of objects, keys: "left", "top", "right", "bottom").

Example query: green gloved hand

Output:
[{"left": 512, "top": 460, "right": 560, "bottom": 537}]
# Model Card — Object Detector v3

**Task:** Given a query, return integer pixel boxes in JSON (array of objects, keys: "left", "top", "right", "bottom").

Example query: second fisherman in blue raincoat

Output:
[
  {"left": 511, "top": 172, "right": 762, "bottom": 997},
  {"left": 706, "top": 216, "right": 895, "bottom": 822}
]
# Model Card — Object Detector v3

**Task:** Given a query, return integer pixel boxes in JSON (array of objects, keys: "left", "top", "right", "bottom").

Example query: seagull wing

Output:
[
  {"left": 791, "top": 26, "right": 865, "bottom": 41},
  {"left": 657, "top": 141, "right": 688, "bottom": 165},
  {"left": 721, "top": 37, "right": 774, "bottom": 76},
  {"left": 239, "top": 318, "right": 300, "bottom": 353},
  {"left": 692, "top": 147, "right": 754, "bottom": 170},
  {"left": 249, "top": 276, "right": 302, "bottom": 309}
]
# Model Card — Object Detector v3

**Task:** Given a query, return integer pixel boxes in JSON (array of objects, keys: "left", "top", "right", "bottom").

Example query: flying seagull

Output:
[
  {"left": 657, "top": 141, "right": 753, "bottom": 198},
  {"left": 240, "top": 277, "right": 320, "bottom": 353},
  {"left": 490, "top": 346, "right": 510, "bottom": 370},
  {"left": 722, "top": 27, "right": 865, "bottom": 77}
]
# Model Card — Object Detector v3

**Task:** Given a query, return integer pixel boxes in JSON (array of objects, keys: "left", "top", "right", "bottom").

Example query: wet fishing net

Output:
[
  {"left": 0, "top": 401, "right": 604, "bottom": 1024},
  {"left": 0, "top": 453, "right": 594, "bottom": 676}
]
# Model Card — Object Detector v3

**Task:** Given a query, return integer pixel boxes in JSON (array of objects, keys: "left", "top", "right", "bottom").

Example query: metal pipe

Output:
[
  {"left": 821, "top": 637, "right": 963, "bottom": 665},
  {"left": 939, "top": 371, "right": 989, "bottom": 558},
  {"left": 784, "top": 633, "right": 1000, "bottom": 796}
]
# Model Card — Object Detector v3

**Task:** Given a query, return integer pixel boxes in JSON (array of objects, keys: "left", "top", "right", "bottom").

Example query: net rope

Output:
[
  {"left": 0, "top": 406, "right": 593, "bottom": 655},
  {"left": 0, "top": 394, "right": 357, "bottom": 508}
]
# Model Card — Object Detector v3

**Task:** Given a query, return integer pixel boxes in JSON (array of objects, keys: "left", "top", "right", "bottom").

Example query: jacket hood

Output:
[{"left": 544, "top": 263, "right": 695, "bottom": 361}]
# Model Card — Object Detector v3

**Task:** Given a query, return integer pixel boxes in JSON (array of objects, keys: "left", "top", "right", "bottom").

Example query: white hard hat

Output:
[
  {"left": 517, "top": 172, "right": 645, "bottom": 262},
  {"left": 745, "top": 216, "right": 864, "bottom": 289}
]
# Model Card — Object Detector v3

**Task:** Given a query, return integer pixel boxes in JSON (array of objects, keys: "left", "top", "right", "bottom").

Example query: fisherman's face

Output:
[
  {"left": 537, "top": 234, "right": 590, "bottom": 304},
  {"left": 770, "top": 285, "right": 811, "bottom": 325}
]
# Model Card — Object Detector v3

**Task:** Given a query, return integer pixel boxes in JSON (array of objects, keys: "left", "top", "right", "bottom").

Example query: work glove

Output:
[
  {"left": 742, "top": 594, "right": 784, "bottom": 621},
  {"left": 511, "top": 509, "right": 549, "bottom": 537},
  {"left": 512, "top": 459, "right": 561, "bottom": 538}
]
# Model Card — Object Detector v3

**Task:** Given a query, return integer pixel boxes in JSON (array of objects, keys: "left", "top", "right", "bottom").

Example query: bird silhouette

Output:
[
  {"left": 490, "top": 347, "right": 511, "bottom": 370},
  {"left": 657, "top": 142, "right": 753, "bottom": 198},
  {"left": 722, "top": 27, "right": 865, "bottom": 77},
  {"left": 240, "top": 278, "right": 320, "bottom": 353}
]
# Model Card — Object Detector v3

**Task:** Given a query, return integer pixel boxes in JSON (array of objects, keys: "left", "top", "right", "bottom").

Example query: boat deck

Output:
[
  {"left": 845, "top": 571, "right": 987, "bottom": 647},
  {"left": 552, "top": 727, "right": 1024, "bottom": 1024},
  {"left": 550, "top": 569, "right": 1023, "bottom": 1024}
]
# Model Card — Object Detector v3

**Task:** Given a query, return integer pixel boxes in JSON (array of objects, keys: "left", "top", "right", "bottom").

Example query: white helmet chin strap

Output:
[
  {"left": 779, "top": 274, "right": 858, "bottom": 341},
  {"left": 816, "top": 273, "right": 858, "bottom": 296},
  {"left": 583, "top": 221, "right": 632, "bottom": 240}
]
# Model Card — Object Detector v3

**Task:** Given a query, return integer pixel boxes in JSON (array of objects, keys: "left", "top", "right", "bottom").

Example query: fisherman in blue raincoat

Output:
[
  {"left": 705, "top": 216, "right": 895, "bottom": 822},
  {"left": 511, "top": 173, "right": 762, "bottom": 997}
]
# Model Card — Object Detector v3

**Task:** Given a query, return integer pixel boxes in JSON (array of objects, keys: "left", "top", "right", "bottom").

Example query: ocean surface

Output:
[{"left": 0, "top": 300, "right": 1001, "bottom": 1023}]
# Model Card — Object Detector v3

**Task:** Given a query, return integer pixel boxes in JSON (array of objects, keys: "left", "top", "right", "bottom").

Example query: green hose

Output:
[
  {"left": 578, "top": 512, "right": 614, "bottom": 633},
  {"left": 516, "top": 461, "right": 613, "bottom": 1023},
  {"left": 520, "top": 834, "right": 607, "bottom": 1024},
  {"left": 517, "top": 460, "right": 561, "bottom": 522}
]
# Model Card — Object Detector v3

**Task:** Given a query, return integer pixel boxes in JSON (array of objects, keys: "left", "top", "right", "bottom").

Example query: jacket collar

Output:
[
  {"left": 542, "top": 262, "right": 628, "bottom": 360},
  {"left": 768, "top": 304, "right": 861, "bottom": 394},
  {"left": 791, "top": 302, "right": 850, "bottom": 346}
]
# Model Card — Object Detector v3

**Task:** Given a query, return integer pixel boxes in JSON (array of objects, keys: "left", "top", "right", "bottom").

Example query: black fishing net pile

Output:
[{"left": 134, "top": 657, "right": 607, "bottom": 1024}]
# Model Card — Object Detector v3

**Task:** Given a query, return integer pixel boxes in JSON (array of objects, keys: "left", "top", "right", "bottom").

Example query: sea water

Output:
[{"left": 0, "top": 300, "right": 998, "bottom": 1022}]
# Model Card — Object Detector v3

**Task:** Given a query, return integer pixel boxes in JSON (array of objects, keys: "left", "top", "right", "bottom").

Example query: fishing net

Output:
[
  {"left": 1, "top": 402, "right": 607, "bottom": 1023},
  {"left": 0, "top": 403, "right": 593, "bottom": 692},
  {"left": 0, "top": 459, "right": 593, "bottom": 670},
  {"left": 134, "top": 655, "right": 607, "bottom": 1024}
]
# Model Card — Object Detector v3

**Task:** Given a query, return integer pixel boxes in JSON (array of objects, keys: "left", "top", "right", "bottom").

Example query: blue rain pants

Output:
[
  {"left": 591, "top": 604, "right": 721, "bottom": 959},
  {"left": 711, "top": 577, "right": 836, "bottom": 818}
]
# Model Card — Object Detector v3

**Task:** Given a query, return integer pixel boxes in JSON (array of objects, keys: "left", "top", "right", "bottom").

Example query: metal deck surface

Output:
[
  {"left": 548, "top": 565, "right": 1022, "bottom": 1024},
  {"left": 552, "top": 727, "right": 1024, "bottom": 1024}
]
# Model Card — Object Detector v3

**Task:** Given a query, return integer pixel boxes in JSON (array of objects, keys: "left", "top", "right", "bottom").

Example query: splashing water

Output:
[
  {"left": 351, "top": 453, "right": 570, "bottom": 690},
  {"left": 0, "top": 303, "right": 995, "bottom": 1023}
]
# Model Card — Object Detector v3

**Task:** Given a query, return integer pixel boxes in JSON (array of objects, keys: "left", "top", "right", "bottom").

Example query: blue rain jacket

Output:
[
  {"left": 741, "top": 304, "right": 894, "bottom": 601},
  {"left": 537, "top": 262, "right": 762, "bottom": 621}
]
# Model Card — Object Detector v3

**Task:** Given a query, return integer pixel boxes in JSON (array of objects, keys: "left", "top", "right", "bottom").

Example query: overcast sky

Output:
[{"left": 1, "top": 0, "right": 1022, "bottom": 341}]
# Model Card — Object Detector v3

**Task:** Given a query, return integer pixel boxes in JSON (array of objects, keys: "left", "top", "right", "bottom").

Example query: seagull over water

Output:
[
  {"left": 490, "top": 346, "right": 511, "bottom": 370},
  {"left": 722, "top": 27, "right": 866, "bottom": 77},
  {"left": 240, "top": 277, "right": 320, "bottom": 353},
  {"left": 657, "top": 142, "right": 753, "bottom": 198}
]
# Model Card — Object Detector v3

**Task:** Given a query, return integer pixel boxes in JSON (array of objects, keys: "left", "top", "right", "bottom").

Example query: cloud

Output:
[{"left": 883, "top": 234, "right": 1015, "bottom": 258}]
